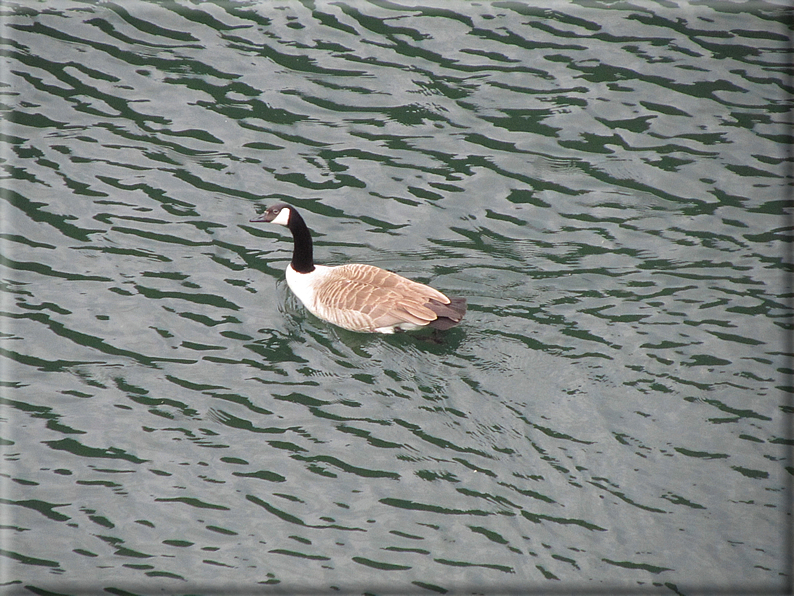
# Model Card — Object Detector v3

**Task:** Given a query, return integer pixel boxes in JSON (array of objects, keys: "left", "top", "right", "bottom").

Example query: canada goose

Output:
[{"left": 250, "top": 204, "right": 466, "bottom": 334}]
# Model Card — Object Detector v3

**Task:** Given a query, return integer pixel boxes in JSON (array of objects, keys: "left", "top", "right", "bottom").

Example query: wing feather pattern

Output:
[{"left": 312, "top": 264, "right": 459, "bottom": 332}]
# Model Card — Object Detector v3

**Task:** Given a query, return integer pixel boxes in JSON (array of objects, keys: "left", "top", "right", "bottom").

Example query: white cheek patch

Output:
[{"left": 271, "top": 208, "right": 291, "bottom": 226}]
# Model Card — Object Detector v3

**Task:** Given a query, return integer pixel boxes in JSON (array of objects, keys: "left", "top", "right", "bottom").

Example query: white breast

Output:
[{"left": 285, "top": 264, "right": 330, "bottom": 314}]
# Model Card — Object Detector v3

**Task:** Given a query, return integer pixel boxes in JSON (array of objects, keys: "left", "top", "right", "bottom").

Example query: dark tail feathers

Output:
[{"left": 427, "top": 297, "right": 467, "bottom": 330}]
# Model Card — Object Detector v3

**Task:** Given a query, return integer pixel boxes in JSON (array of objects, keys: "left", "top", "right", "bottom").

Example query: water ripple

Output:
[{"left": 2, "top": 1, "right": 791, "bottom": 594}]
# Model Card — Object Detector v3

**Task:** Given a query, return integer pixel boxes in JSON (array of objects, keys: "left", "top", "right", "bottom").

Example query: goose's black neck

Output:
[{"left": 287, "top": 209, "right": 315, "bottom": 274}]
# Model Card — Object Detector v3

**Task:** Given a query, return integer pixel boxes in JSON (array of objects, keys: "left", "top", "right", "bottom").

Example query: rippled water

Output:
[{"left": 1, "top": 1, "right": 792, "bottom": 594}]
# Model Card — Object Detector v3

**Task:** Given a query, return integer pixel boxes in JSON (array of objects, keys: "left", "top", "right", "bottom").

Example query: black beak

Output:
[{"left": 250, "top": 212, "right": 271, "bottom": 223}]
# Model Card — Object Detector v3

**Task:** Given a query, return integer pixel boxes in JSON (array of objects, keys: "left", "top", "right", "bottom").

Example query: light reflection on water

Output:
[{"left": 1, "top": 1, "right": 791, "bottom": 594}]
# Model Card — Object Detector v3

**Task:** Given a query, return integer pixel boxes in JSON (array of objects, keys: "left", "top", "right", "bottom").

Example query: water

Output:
[{"left": 1, "top": 1, "right": 791, "bottom": 594}]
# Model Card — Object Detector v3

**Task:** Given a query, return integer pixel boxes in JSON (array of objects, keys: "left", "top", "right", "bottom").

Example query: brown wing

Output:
[{"left": 313, "top": 264, "right": 451, "bottom": 331}]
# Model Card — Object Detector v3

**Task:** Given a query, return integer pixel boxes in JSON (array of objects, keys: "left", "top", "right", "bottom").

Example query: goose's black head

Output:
[{"left": 250, "top": 203, "right": 292, "bottom": 226}]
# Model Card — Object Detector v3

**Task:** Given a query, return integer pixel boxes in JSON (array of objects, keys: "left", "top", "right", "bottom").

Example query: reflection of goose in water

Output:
[{"left": 251, "top": 204, "right": 466, "bottom": 334}]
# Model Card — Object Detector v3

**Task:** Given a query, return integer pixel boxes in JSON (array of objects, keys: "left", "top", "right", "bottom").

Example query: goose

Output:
[{"left": 250, "top": 204, "right": 466, "bottom": 334}]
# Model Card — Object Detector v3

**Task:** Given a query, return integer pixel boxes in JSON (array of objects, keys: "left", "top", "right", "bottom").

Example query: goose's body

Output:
[{"left": 251, "top": 204, "right": 466, "bottom": 334}]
